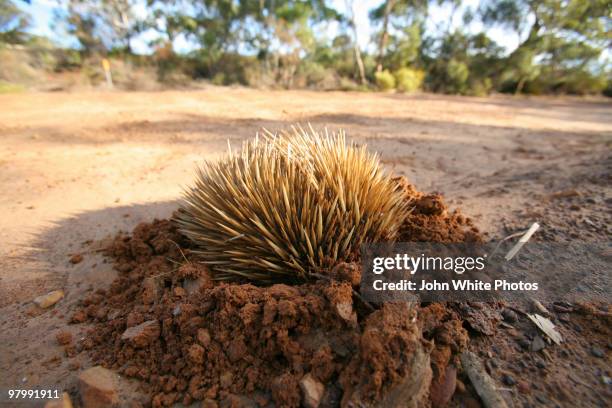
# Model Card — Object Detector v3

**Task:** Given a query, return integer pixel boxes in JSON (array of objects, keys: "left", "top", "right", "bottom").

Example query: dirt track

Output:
[{"left": 0, "top": 88, "right": 610, "bottom": 406}]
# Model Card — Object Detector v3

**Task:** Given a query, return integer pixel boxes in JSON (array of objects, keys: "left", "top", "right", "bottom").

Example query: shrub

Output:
[
  {"left": 445, "top": 59, "right": 469, "bottom": 94},
  {"left": 54, "top": 49, "right": 82, "bottom": 71},
  {"left": 393, "top": 68, "right": 424, "bottom": 93},
  {"left": 0, "top": 48, "right": 38, "bottom": 83},
  {"left": 338, "top": 77, "right": 360, "bottom": 91},
  {"left": 295, "top": 61, "right": 339, "bottom": 90},
  {"left": 603, "top": 80, "right": 612, "bottom": 98},
  {"left": 557, "top": 70, "right": 607, "bottom": 95},
  {"left": 467, "top": 78, "right": 493, "bottom": 96},
  {"left": 211, "top": 72, "right": 226, "bottom": 86},
  {"left": 375, "top": 69, "right": 396, "bottom": 91},
  {"left": 0, "top": 80, "right": 25, "bottom": 93}
]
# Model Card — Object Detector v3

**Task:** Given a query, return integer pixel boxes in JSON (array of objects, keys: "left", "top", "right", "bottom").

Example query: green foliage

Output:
[
  {"left": 500, "top": 48, "right": 540, "bottom": 94},
  {"left": 0, "top": 79, "right": 24, "bottom": 93},
  {"left": 63, "top": 0, "right": 140, "bottom": 54},
  {"left": 1, "top": 0, "right": 609, "bottom": 96},
  {"left": 383, "top": 23, "right": 422, "bottom": 71},
  {"left": 393, "top": 67, "right": 424, "bottom": 93},
  {"left": 482, "top": 0, "right": 609, "bottom": 95},
  {"left": 603, "top": 81, "right": 612, "bottom": 98},
  {"left": 211, "top": 72, "right": 225, "bottom": 86},
  {"left": 530, "top": 68, "right": 607, "bottom": 96},
  {"left": 55, "top": 49, "right": 82, "bottom": 71},
  {"left": 338, "top": 77, "right": 361, "bottom": 91},
  {"left": 445, "top": 59, "right": 469, "bottom": 94},
  {"left": 466, "top": 78, "right": 493, "bottom": 97},
  {"left": 0, "top": 0, "right": 30, "bottom": 44},
  {"left": 295, "top": 61, "right": 339, "bottom": 90},
  {"left": 375, "top": 69, "right": 396, "bottom": 91}
]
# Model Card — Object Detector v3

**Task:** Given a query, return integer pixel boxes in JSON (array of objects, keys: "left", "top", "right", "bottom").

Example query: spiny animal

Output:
[{"left": 175, "top": 125, "right": 411, "bottom": 283}]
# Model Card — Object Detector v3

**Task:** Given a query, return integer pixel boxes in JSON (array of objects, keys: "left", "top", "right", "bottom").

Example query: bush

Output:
[
  {"left": 603, "top": 80, "right": 612, "bottom": 98},
  {"left": 80, "top": 61, "right": 104, "bottom": 86},
  {"left": 243, "top": 63, "right": 270, "bottom": 88},
  {"left": 295, "top": 61, "right": 339, "bottom": 90},
  {"left": 338, "top": 77, "right": 360, "bottom": 91},
  {"left": 0, "top": 80, "right": 25, "bottom": 93},
  {"left": 445, "top": 59, "right": 469, "bottom": 94},
  {"left": 467, "top": 78, "right": 493, "bottom": 96},
  {"left": 556, "top": 71, "right": 607, "bottom": 95},
  {"left": 375, "top": 69, "right": 396, "bottom": 91},
  {"left": 0, "top": 47, "right": 38, "bottom": 83},
  {"left": 393, "top": 68, "right": 424, "bottom": 93},
  {"left": 211, "top": 72, "right": 226, "bottom": 86},
  {"left": 54, "top": 49, "right": 82, "bottom": 71}
]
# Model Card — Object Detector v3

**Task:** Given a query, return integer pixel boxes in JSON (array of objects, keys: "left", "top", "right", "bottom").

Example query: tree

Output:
[
  {"left": 240, "top": 0, "right": 339, "bottom": 88},
  {"left": 344, "top": 0, "right": 366, "bottom": 85},
  {"left": 370, "top": 0, "right": 430, "bottom": 73},
  {"left": 104, "top": 0, "right": 138, "bottom": 52},
  {"left": 371, "top": 0, "right": 396, "bottom": 73},
  {"left": 62, "top": 0, "right": 140, "bottom": 54},
  {"left": 0, "top": 0, "right": 30, "bottom": 44},
  {"left": 481, "top": 0, "right": 610, "bottom": 94}
]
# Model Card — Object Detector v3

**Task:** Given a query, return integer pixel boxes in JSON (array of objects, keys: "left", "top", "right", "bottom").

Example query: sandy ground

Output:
[{"left": 0, "top": 88, "right": 610, "bottom": 406}]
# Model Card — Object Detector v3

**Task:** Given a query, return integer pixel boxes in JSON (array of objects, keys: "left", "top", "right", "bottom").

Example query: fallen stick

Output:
[
  {"left": 505, "top": 222, "right": 540, "bottom": 261},
  {"left": 461, "top": 351, "right": 509, "bottom": 408}
]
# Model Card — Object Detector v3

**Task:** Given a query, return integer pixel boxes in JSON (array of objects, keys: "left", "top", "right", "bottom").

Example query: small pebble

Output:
[
  {"left": 517, "top": 380, "right": 531, "bottom": 394},
  {"left": 502, "top": 309, "right": 518, "bottom": 323},
  {"left": 33, "top": 290, "right": 64, "bottom": 309},
  {"left": 70, "top": 254, "right": 83, "bottom": 264},
  {"left": 591, "top": 346, "right": 604, "bottom": 358},
  {"left": 518, "top": 338, "right": 530, "bottom": 350},
  {"left": 531, "top": 335, "right": 546, "bottom": 352},
  {"left": 502, "top": 373, "right": 516, "bottom": 386}
]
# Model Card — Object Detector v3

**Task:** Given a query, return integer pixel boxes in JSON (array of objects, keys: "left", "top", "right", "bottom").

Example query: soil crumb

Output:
[
  {"left": 71, "top": 178, "right": 477, "bottom": 407},
  {"left": 395, "top": 177, "right": 481, "bottom": 243}
]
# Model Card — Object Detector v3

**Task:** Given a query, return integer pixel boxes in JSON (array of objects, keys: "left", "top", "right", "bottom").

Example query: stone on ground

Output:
[
  {"left": 77, "top": 366, "right": 119, "bottom": 407},
  {"left": 300, "top": 373, "right": 325, "bottom": 408},
  {"left": 44, "top": 392, "right": 73, "bottom": 408},
  {"left": 33, "top": 290, "right": 64, "bottom": 308}
]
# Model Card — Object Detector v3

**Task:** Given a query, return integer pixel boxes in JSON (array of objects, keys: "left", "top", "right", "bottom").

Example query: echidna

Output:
[{"left": 175, "top": 125, "right": 410, "bottom": 283}]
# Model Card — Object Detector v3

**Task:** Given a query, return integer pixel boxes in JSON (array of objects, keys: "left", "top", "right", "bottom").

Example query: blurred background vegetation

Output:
[{"left": 0, "top": 0, "right": 610, "bottom": 95}]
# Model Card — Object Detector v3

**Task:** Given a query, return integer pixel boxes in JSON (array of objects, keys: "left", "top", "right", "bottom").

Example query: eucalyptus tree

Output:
[
  {"left": 62, "top": 0, "right": 140, "bottom": 54},
  {"left": 0, "top": 0, "right": 30, "bottom": 44},
  {"left": 481, "top": 0, "right": 610, "bottom": 94},
  {"left": 369, "top": 0, "right": 429, "bottom": 73}
]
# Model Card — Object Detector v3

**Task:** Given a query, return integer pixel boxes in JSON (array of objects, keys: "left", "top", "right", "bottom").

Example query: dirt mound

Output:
[
  {"left": 69, "top": 179, "right": 479, "bottom": 407},
  {"left": 394, "top": 177, "right": 481, "bottom": 243}
]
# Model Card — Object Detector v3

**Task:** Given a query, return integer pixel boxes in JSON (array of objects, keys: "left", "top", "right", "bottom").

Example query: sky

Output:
[{"left": 17, "top": 0, "right": 520, "bottom": 55}]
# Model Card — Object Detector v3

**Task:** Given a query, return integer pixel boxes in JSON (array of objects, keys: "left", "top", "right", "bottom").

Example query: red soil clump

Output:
[
  {"left": 70, "top": 178, "right": 480, "bottom": 407},
  {"left": 395, "top": 177, "right": 481, "bottom": 243}
]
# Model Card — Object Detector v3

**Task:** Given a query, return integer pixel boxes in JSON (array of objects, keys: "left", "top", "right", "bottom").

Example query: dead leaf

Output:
[{"left": 527, "top": 313, "right": 562, "bottom": 345}]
